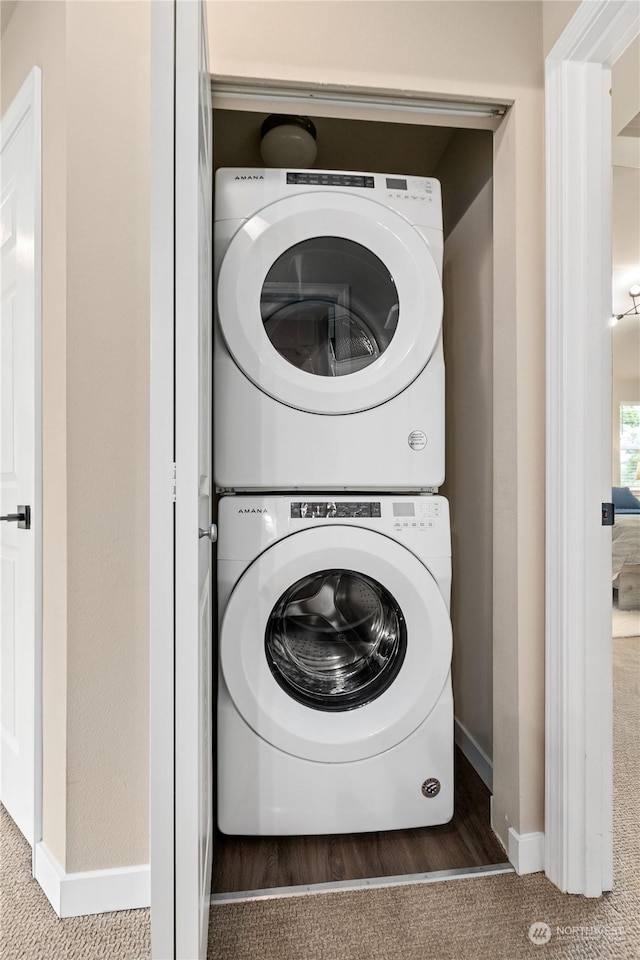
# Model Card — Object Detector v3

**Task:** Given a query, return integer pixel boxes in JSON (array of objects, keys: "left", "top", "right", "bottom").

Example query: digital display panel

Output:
[
  {"left": 287, "top": 173, "right": 375, "bottom": 189},
  {"left": 291, "top": 501, "right": 382, "bottom": 519},
  {"left": 392, "top": 503, "right": 415, "bottom": 517},
  {"left": 386, "top": 178, "right": 408, "bottom": 190}
]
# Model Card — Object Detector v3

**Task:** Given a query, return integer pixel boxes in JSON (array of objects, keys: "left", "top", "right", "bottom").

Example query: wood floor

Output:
[{"left": 212, "top": 748, "right": 506, "bottom": 894}]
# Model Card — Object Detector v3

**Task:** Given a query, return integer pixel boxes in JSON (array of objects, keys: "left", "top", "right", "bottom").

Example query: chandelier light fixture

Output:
[{"left": 613, "top": 282, "right": 640, "bottom": 322}]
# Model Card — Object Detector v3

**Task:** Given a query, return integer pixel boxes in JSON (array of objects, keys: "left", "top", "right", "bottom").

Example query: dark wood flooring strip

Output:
[{"left": 213, "top": 749, "right": 505, "bottom": 894}]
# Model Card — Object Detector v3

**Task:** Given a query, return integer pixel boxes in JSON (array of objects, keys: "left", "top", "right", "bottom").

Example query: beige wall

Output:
[
  {"left": 542, "top": 0, "right": 582, "bottom": 56},
  {"left": 64, "top": 0, "right": 150, "bottom": 872},
  {"left": 441, "top": 167, "right": 494, "bottom": 763},
  {"left": 209, "top": 0, "right": 544, "bottom": 95},
  {"left": 208, "top": 0, "right": 548, "bottom": 845},
  {"left": 491, "top": 93, "right": 546, "bottom": 838},
  {"left": 1, "top": 0, "right": 150, "bottom": 872}
]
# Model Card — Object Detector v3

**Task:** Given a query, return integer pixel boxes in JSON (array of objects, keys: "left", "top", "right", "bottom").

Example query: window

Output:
[{"left": 620, "top": 402, "right": 640, "bottom": 486}]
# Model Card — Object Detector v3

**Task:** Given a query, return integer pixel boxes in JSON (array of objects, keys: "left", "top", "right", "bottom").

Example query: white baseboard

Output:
[
  {"left": 34, "top": 842, "right": 150, "bottom": 918},
  {"left": 454, "top": 717, "right": 493, "bottom": 790},
  {"left": 507, "top": 827, "right": 545, "bottom": 875}
]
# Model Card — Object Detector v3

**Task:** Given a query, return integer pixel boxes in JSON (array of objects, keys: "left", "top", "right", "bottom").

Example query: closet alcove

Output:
[{"left": 211, "top": 104, "right": 504, "bottom": 897}]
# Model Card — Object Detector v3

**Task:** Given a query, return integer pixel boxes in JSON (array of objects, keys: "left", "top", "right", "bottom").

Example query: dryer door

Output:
[
  {"left": 219, "top": 526, "right": 452, "bottom": 762},
  {"left": 216, "top": 192, "right": 443, "bottom": 414}
]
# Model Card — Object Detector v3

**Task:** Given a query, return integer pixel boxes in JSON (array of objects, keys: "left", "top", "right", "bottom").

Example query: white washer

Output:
[
  {"left": 214, "top": 168, "right": 445, "bottom": 492},
  {"left": 217, "top": 494, "right": 453, "bottom": 836}
]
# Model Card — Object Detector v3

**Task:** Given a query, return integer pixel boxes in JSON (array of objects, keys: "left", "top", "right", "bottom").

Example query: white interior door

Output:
[
  {"left": 545, "top": 0, "right": 640, "bottom": 897},
  {"left": 0, "top": 68, "right": 41, "bottom": 849},
  {"left": 174, "top": 1, "right": 214, "bottom": 957}
]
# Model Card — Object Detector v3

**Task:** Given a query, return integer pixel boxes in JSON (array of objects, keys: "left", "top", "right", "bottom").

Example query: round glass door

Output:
[
  {"left": 260, "top": 238, "right": 399, "bottom": 378},
  {"left": 265, "top": 568, "right": 407, "bottom": 711}
]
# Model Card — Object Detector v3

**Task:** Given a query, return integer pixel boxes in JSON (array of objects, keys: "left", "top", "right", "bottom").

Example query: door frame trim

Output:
[
  {"left": 545, "top": 0, "right": 640, "bottom": 897},
  {"left": 210, "top": 75, "right": 508, "bottom": 131},
  {"left": 0, "top": 65, "right": 43, "bottom": 858},
  {"left": 208, "top": 80, "right": 540, "bottom": 877}
]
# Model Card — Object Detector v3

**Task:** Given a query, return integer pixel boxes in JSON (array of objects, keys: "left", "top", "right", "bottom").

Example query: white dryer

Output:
[
  {"left": 217, "top": 494, "right": 453, "bottom": 836},
  {"left": 214, "top": 168, "right": 445, "bottom": 492}
]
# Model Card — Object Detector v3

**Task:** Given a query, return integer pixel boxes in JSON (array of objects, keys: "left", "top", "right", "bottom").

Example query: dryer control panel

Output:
[
  {"left": 215, "top": 167, "right": 443, "bottom": 232},
  {"left": 287, "top": 172, "right": 375, "bottom": 189}
]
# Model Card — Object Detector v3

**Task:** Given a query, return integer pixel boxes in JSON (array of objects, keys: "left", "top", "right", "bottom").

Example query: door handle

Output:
[
  {"left": 0, "top": 505, "right": 31, "bottom": 529},
  {"left": 199, "top": 523, "right": 217, "bottom": 543}
]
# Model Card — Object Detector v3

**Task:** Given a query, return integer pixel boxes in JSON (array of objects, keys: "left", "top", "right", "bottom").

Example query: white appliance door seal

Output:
[
  {"left": 220, "top": 526, "right": 452, "bottom": 762},
  {"left": 216, "top": 192, "right": 443, "bottom": 414}
]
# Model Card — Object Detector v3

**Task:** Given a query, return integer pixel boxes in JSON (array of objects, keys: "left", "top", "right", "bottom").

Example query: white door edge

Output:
[
  {"left": 545, "top": 0, "right": 640, "bottom": 897},
  {"left": 174, "top": 1, "right": 214, "bottom": 957},
  {"left": 0, "top": 65, "right": 43, "bottom": 861},
  {"left": 149, "top": 3, "right": 176, "bottom": 958}
]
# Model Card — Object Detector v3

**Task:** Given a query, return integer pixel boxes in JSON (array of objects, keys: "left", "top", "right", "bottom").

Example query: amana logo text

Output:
[
  {"left": 238, "top": 508, "right": 268, "bottom": 514},
  {"left": 234, "top": 175, "right": 264, "bottom": 180}
]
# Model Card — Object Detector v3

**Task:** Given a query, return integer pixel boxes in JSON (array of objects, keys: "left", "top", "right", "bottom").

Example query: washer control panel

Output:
[
  {"left": 393, "top": 497, "right": 442, "bottom": 531},
  {"left": 289, "top": 498, "right": 443, "bottom": 530},
  {"left": 291, "top": 501, "right": 381, "bottom": 519},
  {"left": 219, "top": 496, "right": 450, "bottom": 560}
]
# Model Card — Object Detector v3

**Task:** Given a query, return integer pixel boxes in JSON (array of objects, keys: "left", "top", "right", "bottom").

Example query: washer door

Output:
[
  {"left": 217, "top": 192, "right": 443, "bottom": 414},
  {"left": 220, "top": 526, "right": 452, "bottom": 762}
]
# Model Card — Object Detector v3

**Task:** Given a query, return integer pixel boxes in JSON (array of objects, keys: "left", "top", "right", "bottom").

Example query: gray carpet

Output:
[
  {"left": 0, "top": 807, "right": 150, "bottom": 959},
  {"left": 1, "top": 639, "right": 638, "bottom": 960}
]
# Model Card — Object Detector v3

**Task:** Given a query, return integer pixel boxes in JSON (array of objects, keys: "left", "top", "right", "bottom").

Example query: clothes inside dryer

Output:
[
  {"left": 265, "top": 568, "right": 407, "bottom": 711},
  {"left": 260, "top": 236, "right": 399, "bottom": 377}
]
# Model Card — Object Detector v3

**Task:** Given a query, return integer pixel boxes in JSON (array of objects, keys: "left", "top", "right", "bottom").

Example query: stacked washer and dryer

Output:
[{"left": 214, "top": 168, "right": 453, "bottom": 836}]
